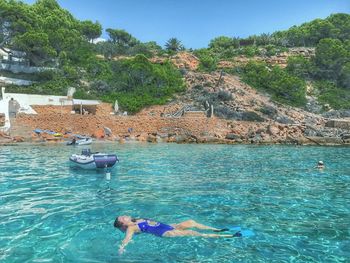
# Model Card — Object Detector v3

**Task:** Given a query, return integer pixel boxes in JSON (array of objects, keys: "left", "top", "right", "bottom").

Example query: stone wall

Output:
[
  {"left": 31, "top": 105, "right": 73, "bottom": 114},
  {"left": 326, "top": 119, "right": 350, "bottom": 130},
  {"left": 16, "top": 113, "right": 223, "bottom": 137},
  {"left": 96, "top": 103, "right": 114, "bottom": 116}
]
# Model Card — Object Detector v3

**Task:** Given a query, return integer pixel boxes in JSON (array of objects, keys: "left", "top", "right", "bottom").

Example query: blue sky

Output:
[{"left": 23, "top": 0, "right": 349, "bottom": 48}]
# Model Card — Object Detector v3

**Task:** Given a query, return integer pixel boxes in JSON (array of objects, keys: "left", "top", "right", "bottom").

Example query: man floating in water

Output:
[
  {"left": 114, "top": 215, "right": 241, "bottom": 254},
  {"left": 315, "top": 160, "right": 325, "bottom": 169}
]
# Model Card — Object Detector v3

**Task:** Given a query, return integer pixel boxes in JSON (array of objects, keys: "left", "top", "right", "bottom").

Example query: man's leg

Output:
[
  {"left": 164, "top": 229, "right": 234, "bottom": 238},
  {"left": 172, "top": 220, "right": 221, "bottom": 231}
]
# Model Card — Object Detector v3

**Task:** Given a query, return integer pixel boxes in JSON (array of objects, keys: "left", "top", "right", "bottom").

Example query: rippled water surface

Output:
[{"left": 0, "top": 143, "right": 349, "bottom": 262}]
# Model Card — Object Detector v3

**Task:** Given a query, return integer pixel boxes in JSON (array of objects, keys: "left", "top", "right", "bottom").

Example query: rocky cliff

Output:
[{"left": 2, "top": 51, "right": 350, "bottom": 145}]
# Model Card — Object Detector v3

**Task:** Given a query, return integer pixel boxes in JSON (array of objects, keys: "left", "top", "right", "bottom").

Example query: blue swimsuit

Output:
[{"left": 137, "top": 220, "right": 174, "bottom": 237}]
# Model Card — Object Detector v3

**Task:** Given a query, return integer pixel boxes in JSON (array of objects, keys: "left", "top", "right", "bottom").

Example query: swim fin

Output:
[
  {"left": 229, "top": 226, "right": 255, "bottom": 237},
  {"left": 213, "top": 228, "right": 230, "bottom": 232}
]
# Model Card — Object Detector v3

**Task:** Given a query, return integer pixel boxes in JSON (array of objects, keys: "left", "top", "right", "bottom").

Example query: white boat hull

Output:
[{"left": 76, "top": 138, "right": 92, "bottom": 145}]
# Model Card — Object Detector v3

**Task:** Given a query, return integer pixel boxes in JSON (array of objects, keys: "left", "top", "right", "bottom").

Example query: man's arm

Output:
[{"left": 119, "top": 227, "right": 135, "bottom": 254}]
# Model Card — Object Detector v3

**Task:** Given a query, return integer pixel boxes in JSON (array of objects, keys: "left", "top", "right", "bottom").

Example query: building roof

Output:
[{"left": 72, "top": 99, "right": 100, "bottom": 105}]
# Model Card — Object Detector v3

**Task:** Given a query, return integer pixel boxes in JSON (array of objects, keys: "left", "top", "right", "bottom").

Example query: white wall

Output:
[
  {"left": 0, "top": 87, "right": 101, "bottom": 132},
  {"left": 0, "top": 88, "right": 73, "bottom": 131},
  {"left": 2, "top": 89, "right": 72, "bottom": 107},
  {"left": 0, "top": 76, "right": 33, "bottom": 86},
  {"left": 0, "top": 63, "right": 55, "bottom": 74}
]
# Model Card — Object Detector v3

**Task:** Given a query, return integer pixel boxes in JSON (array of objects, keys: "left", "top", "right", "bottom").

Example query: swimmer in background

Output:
[
  {"left": 114, "top": 216, "right": 241, "bottom": 254},
  {"left": 315, "top": 160, "right": 325, "bottom": 169}
]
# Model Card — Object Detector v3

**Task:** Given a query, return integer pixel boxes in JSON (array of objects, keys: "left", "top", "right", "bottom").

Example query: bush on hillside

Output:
[
  {"left": 286, "top": 55, "right": 313, "bottom": 79},
  {"left": 194, "top": 49, "right": 218, "bottom": 72},
  {"left": 316, "top": 81, "right": 350, "bottom": 110},
  {"left": 96, "top": 55, "right": 185, "bottom": 113},
  {"left": 242, "top": 61, "right": 307, "bottom": 107}
]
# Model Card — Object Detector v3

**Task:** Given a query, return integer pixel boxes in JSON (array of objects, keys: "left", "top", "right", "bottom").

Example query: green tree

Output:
[
  {"left": 194, "top": 48, "right": 218, "bottom": 72},
  {"left": 209, "top": 36, "right": 239, "bottom": 49},
  {"left": 80, "top": 20, "right": 102, "bottom": 43},
  {"left": 286, "top": 55, "right": 312, "bottom": 79},
  {"left": 95, "top": 41, "right": 119, "bottom": 60},
  {"left": 328, "top": 13, "right": 350, "bottom": 41},
  {"left": 314, "top": 38, "right": 347, "bottom": 80},
  {"left": 269, "top": 67, "right": 307, "bottom": 106},
  {"left": 0, "top": 0, "right": 36, "bottom": 48},
  {"left": 14, "top": 31, "right": 56, "bottom": 65},
  {"left": 242, "top": 61, "right": 306, "bottom": 106},
  {"left": 304, "top": 19, "right": 335, "bottom": 45},
  {"left": 165, "top": 38, "right": 184, "bottom": 53},
  {"left": 256, "top": 33, "right": 273, "bottom": 46},
  {"left": 106, "top": 28, "right": 138, "bottom": 47},
  {"left": 339, "top": 62, "right": 350, "bottom": 89}
]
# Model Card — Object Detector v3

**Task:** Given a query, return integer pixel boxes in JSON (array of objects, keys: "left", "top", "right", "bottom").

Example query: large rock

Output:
[
  {"left": 146, "top": 134, "right": 157, "bottom": 143},
  {"left": 225, "top": 133, "right": 241, "bottom": 140},
  {"left": 136, "top": 133, "right": 148, "bottom": 142},
  {"left": 275, "top": 116, "right": 295, "bottom": 125},
  {"left": 12, "top": 136, "right": 25, "bottom": 142},
  {"left": 267, "top": 125, "right": 280, "bottom": 136},
  {"left": 305, "top": 136, "right": 343, "bottom": 145},
  {"left": 175, "top": 135, "right": 188, "bottom": 143},
  {"left": 304, "top": 127, "right": 320, "bottom": 137},
  {"left": 322, "top": 110, "right": 350, "bottom": 119}
]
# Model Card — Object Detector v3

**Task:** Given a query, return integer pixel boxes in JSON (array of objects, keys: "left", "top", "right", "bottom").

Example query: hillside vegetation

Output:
[
  {"left": 196, "top": 14, "right": 350, "bottom": 110},
  {"left": 1, "top": 0, "right": 349, "bottom": 113}
]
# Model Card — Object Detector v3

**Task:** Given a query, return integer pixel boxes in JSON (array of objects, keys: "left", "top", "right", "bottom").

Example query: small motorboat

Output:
[
  {"left": 69, "top": 149, "right": 119, "bottom": 170},
  {"left": 67, "top": 137, "right": 92, "bottom": 146}
]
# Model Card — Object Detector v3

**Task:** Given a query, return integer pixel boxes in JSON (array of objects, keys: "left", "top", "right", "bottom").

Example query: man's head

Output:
[{"left": 114, "top": 215, "right": 132, "bottom": 231}]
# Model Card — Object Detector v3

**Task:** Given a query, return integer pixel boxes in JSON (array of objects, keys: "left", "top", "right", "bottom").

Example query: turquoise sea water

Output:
[{"left": 0, "top": 143, "right": 349, "bottom": 262}]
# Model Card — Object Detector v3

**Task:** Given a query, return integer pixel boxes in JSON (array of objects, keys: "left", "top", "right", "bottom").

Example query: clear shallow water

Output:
[{"left": 0, "top": 143, "right": 349, "bottom": 263}]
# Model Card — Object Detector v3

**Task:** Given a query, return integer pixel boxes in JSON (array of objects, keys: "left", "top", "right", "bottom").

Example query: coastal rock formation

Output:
[
  {"left": 150, "top": 52, "right": 199, "bottom": 71},
  {"left": 8, "top": 52, "right": 349, "bottom": 146}
]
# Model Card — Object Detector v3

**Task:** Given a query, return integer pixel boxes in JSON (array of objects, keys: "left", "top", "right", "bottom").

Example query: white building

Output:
[{"left": 0, "top": 87, "right": 100, "bottom": 132}]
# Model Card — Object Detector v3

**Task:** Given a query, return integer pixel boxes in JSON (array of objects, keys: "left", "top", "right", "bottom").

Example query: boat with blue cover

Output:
[{"left": 69, "top": 149, "right": 119, "bottom": 170}]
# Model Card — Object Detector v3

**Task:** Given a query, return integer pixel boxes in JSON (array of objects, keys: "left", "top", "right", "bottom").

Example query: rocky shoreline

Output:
[{"left": 1, "top": 123, "right": 350, "bottom": 146}]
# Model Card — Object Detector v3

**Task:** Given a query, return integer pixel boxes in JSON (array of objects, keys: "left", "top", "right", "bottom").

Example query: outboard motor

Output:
[{"left": 82, "top": 149, "right": 91, "bottom": 156}]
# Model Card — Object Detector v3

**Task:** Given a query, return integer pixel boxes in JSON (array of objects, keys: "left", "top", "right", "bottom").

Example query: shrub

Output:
[
  {"left": 194, "top": 49, "right": 218, "bottom": 72},
  {"left": 316, "top": 80, "right": 350, "bottom": 110},
  {"left": 242, "top": 61, "right": 307, "bottom": 107},
  {"left": 73, "top": 88, "right": 96, "bottom": 100},
  {"left": 259, "top": 105, "right": 277, "bottom": 116},
  {"left": 241, "top": 111, "right": 265, "bottom": 122},
  {"left": 286, "top": 56, "right": 312, "bottom": 79},
  {"left": 35, "top": 70, "right": 59, "bottom": 81},
  {"left": 8, "top": 79, "right": 69, "bottom": 96},
  {"left": 217, "top": 90, "right": 233, "bottom": 101},
  {"left": 241, "top": 46, "right": 259, "bottom": 57},
  {"left": 97, "top": 55, "right": 185, "bottom": 113},
  {"left": 90, "top": 80, "right": 112, "bottom": 94},
  {"left": 214, "top": 106, "right": 264, "bottom": 122}
]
